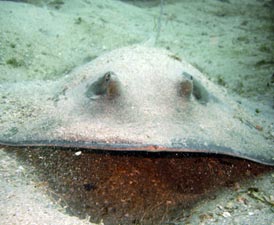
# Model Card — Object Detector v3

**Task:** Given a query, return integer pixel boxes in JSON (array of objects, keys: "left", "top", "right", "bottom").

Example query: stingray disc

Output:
[{"left": 0, "top": 46, "right": 273, "bottom": 165}]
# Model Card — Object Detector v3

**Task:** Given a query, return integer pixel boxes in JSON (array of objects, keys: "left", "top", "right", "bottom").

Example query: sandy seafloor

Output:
[{"left": 0, "top": 0, "right": 273, "bottom": 224}]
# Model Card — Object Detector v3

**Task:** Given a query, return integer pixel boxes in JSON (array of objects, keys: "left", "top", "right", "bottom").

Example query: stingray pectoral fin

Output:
[
  {"left": 85, "top": 71, "right": 121, "bottom": 99},
  {"left": 1, "top": 46, "right": 273, "bottom": 166}
]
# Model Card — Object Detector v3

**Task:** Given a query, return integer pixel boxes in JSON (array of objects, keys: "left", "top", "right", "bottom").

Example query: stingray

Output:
[{"left": 0, "top": 46, "right": 273, "bottom": 165}]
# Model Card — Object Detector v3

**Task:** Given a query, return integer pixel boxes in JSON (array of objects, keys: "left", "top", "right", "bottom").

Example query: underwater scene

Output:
[{"left": 0, "top": 0, "right": 273, "bottom": 224}]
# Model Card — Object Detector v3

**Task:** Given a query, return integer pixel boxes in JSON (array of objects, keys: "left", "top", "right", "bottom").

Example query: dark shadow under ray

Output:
[{"left": 5, "top": 147, "right": 272, "bottom": 225}]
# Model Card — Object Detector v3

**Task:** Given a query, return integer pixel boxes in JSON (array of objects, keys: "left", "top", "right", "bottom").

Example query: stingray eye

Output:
[
  {"left": 85, "top": 71, "right": 121, "bottom": 99},
  {"left": 104, "top": 72, "right": 111, "bottom": 82},
  {"left": 179, "top": 79, "right": 193, "bottom": 99},
  {"left": 181, "top": 72, "right": 210, "bottom": 104},
  {"left": 179, "top": 72, "right": 193, "bottom": 99},
  {"left": 105, "top": 72, "right": 121, "bottom": 99}
]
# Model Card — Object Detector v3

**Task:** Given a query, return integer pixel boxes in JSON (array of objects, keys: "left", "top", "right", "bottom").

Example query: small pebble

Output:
[
  {"left": 217, "top": 205, "right": 224, "bottom": 210},
  {"left": 222, "top": 211, "right": 231, "bottom": 218},
  {"left": 225, "top": 201, "right": 234, "bottom": 209},
  {"left": 255, "top": 125, "right": 263, "bottom": 131},
  {"left": 16, "top": 165, "right": 25, "bottom": 173},
  {"left": 74, "top": 151, "right": 82, "bottom": 156}
]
